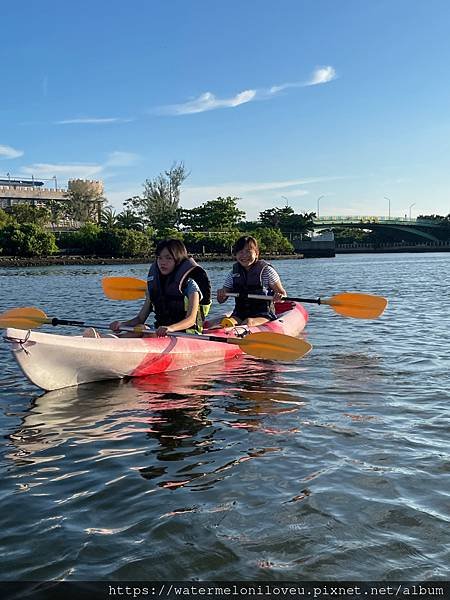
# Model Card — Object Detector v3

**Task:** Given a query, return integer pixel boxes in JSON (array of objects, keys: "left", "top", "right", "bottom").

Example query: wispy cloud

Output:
[
  {"left": 54, "top": 117, "right": 133, "bottom": 125},
  {"left": 21, "top": 163, "right": 103, "bottom": 179},
  {"left": 0, "top": 144, "right": 24, "bottom": 159},
  {"left": 156, "top": 66, "right": 337, "bottom": 115},
  {"left": 104, "top": 151, "right": 139, "bottom": 167},
  {"left": 19, "top": 150, "right": 140, "bottom": 181},
  {"left": 158, "top": 90, "right": 257, "bottom": 115}
]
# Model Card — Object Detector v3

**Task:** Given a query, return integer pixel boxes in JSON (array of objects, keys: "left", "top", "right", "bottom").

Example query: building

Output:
[{"left": 0, "top": 176, "right": 104, "bottom": 227}]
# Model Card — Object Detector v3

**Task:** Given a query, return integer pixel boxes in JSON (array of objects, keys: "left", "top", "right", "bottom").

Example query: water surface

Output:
[{"left": 0, "top": 254, "right": 449, "bottom": 581}]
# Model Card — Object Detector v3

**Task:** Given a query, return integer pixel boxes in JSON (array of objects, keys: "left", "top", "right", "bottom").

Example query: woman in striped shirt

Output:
[{"left": 217, "top": 236, "right": 287, "bottom": 326}]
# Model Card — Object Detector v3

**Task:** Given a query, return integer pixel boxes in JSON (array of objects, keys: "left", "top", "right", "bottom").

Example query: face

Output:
[
  {"left": 235, "top": 243, "right": 258, "bottom": 269},
  {"left": 156, "top": 248, "right": 176, "bottom": 275}
]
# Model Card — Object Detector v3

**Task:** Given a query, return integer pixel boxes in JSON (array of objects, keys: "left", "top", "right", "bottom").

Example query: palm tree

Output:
[
  {"left": 100, "top": 206, "right": 118, "bottom": 228},
  {"left": 116, "top": 209, "right": 143, "bottom": 231}
]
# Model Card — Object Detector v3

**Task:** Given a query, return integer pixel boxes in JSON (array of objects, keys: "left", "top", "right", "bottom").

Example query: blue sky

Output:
[{"left": 2, "top": 0, "right": 450, "bottom": 220}]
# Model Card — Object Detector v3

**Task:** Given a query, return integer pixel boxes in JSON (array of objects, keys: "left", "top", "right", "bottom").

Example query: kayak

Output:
[{"left": 4, "top": 301, "right": 308, "bottom": 391}]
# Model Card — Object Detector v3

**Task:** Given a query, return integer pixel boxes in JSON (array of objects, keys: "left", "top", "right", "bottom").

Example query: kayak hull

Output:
[{"left": 4, "top": 302, "right": 308, "bottom": 391}]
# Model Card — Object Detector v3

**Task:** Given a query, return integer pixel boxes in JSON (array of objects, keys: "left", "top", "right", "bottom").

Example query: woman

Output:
[
  {"left": 110, "top": 239, "right": 211, "bottom": 337},
  {"left": 216, "top": 235, "right": 286, "bottom": 326}
]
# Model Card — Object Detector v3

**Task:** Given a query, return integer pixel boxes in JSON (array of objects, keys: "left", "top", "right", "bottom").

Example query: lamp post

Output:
[
  {"left": 53, "top": 175, "right": 58, "bottom": 191},
  {"left": 409, "top": 203, "right": 416, "bottom": 220},
  {"left": 317, "top": 195, "right": 325, "bottom": 219},
  {"left": 384, "top": 196, "right": 391, "bottom": 220}
]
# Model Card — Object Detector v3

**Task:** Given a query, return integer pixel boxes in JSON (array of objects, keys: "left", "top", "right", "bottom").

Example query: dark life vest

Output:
[
  {"left": 231, "top": 259, "right": 274, "bottom": 319},
  {"left": 147, "top": 257, "right": 211, "bottom": 331}
]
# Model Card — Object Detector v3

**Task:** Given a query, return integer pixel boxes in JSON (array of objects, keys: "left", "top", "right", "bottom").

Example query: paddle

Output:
[
  {"left": 102, "top": 276, "right": 387, "bottom": 319},
  {"left": 0, "top": 307, "right": 312, "bottom": 362},
  {"left": 225, "top": 292, "right": 387, "bottom": 319}
]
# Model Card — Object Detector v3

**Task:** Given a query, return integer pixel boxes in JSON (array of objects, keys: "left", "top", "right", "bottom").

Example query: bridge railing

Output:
[{"left": 314, "top": 216, "right": 440, "bottom": 225}]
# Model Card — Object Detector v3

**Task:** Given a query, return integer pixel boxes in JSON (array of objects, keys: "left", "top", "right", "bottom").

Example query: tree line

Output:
[
  {"left": 2, "top": 162, "right": 449, "bottom": 258},
  {"left": 0, "top": 163, "right": 316, "bottom": 258}
]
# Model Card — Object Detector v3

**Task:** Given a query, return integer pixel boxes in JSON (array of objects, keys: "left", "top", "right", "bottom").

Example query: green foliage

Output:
[
  {"left": 333, "top": 227, "right": 369, "bottom": 244},
  {"left": 0, "top": 208, "right": 12, "bottom": 229},
  {"left": 100, "top": 206, "right": 118, "bottom": 228},
  {"left": 125, "top": 162, "right": 189, "bottom": 231},
  {"left": 183, "top": 231, "right": 242, "bottom": 254},
  {"left": 116, "top": 209, "right": 144, "bottom": 230},
  {"left": 63, "top": 186, "right": 104, "bottom": 224},
  {"left": 180, "top": 197, "right": 246, "bottom": 231},
  {"left": 154, "top": 228, "right": 184, "bottom": 241},
  {"left": 0, "top": 223, "right": 58, "bottom": 257},
  {"left": 71, "top": 223, "right": 101, "bottom": 254},
  {"left": 95, "top": 228, "right": 153, "bottom": 257},
  {"left": 259, "top": 206, "right": 315, "bottom": 234},
  {"left": 6, "top": 204, "right": 51, "bottom": 227},
  {"left": 251, "top": 228, "right": 294, "bottom": 254}
]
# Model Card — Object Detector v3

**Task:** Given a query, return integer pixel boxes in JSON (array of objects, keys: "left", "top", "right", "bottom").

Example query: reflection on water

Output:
[{"left": 1, "top": 256, "right": 450, "bottom": 580}]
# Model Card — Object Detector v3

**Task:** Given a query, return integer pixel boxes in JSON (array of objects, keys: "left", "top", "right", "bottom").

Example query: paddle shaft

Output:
[
  {"left": 48, "top": 318, "right": 243, "bottom": 344},
  {"left": 225, "top": 292, "right": 321, "bottom": 305}
]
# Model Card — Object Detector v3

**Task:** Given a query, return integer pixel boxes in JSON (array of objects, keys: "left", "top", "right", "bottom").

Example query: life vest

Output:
[
  {"left": 147, "top": 257, "right": 211, "bottom": 333},
  {"left": 231, "top": 259, "right": 274, "bottom": 320}
]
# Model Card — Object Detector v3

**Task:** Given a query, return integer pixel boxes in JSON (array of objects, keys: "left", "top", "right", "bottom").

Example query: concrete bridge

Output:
[{"left": 312, "top": 216, "right": 448, "bottom": 242}]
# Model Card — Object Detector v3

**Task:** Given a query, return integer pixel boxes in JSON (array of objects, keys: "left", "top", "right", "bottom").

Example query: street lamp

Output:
[
  {"left": 317, "top": 195, "right": 325, "bottom": 219},
  {"left": 384, "top": 196, "right": 391, "bottom": 220},
  {"left": 6, "top": 172, "right": 10, "bottom": 184},
  {"left": 53, "top": 175, "right": 58, "bottom": 191},
  {"left": 409, "top": 203, "right": 416, "bottom": 220}
]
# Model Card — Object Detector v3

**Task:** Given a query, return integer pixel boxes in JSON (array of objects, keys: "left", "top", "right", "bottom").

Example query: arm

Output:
[
  {"left": 270, "top": 279, "right": 287, "bottom": 302},
  {"left": 266, "top": 266, "right": 286, "bottom": 301},
  {"left": 155, "top": 291, "right": 200, "bottom": 336},
  {"left": 110, "top": 294, "right": 152, "bottom": 332}
]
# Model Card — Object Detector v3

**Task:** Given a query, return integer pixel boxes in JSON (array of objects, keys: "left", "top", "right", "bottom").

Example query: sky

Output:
[{"left": 2, "top": 0, "right": 450, "bottom": 220}]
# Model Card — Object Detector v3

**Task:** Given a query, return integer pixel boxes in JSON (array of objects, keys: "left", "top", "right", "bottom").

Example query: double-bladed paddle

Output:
[
  {"left": 101, "top": 276, "right": 387, "bottom": 319},
  {"left": 0, "top": 307, "right": 311, "bottom": 362}
]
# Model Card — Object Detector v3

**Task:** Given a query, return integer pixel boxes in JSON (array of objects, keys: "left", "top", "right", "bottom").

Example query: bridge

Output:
[{"left": 312, "top": 216, "right": 448, "bottom": 242}]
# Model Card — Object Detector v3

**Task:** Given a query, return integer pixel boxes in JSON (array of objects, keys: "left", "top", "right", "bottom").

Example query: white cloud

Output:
[
  {"left": 54, "top": 117, "right": 133, "bottom": 125},
  {"left": 156, "top": 65, "right": 337, "bottom": 115},
  {"left": 19, "top": 151, "right": 139, "bottom": 183},
  {"left": 21, "top": 163, "right": 103, "bottom": 179},
  {"left": 158, "top": 90, "right": 257, "bottom": 115},
  {"left": 0, "top": 144, "right": 24, "bottom": 159},
  {"left": 305, "top": 66, "right": 337, "bottom": 86}
]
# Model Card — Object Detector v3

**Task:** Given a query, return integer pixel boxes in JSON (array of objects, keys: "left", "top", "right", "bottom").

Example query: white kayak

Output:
[{"left": 4, "top": 302, "right": 308, "bottom": 391}]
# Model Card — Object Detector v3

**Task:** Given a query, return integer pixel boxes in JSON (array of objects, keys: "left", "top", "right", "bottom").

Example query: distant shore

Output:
[{"left": 0, "top": 254, "right": 304, "bottom": 268}]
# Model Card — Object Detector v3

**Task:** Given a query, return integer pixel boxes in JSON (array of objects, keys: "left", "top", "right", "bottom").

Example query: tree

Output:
[
  {"left": 0, "top": 223, "right": 58, "bottom": 257},
  {"left": 116, "top": 209, "right": 144, "bottom": 231},
  {"left": 6, "top": 204, "right": 51, "bottom": 228},
  {"left": 0, "top": 208, "right": 12, "bottom": 229},
  {"left": 100, "top": 206, "right": 118, "bottom": 228},
  {"left": 179, "top": 197, "right": 245, "bottom": 231},
  {"left": 259, "top": 206, "right": 315, "bottom": 234},
  {"left": 125, "top": 162, "right": 189, "bottom": 231},
  {"left": 63, "top": 181, "right": 106, "bottom": 224}
]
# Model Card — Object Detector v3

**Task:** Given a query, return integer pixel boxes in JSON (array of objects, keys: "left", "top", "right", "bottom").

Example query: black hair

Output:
[
  {"left": 155, "top": 239, "right": 188, "bottom": 265},
  {"left": 232, "top": 235, "right": 260, "bottom": 256}
]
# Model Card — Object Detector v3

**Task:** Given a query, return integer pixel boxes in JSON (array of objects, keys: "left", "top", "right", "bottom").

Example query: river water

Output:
[{"left": 0, "top": 254, "right": 449, "bottom": 582}]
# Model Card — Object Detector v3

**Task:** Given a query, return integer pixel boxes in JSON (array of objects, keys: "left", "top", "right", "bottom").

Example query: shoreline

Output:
[{"left": 0, "top": 254, "right": 304, "bottom": 268}]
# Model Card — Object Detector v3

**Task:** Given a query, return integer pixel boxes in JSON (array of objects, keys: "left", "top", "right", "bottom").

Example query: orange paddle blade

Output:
[
  {"left": 0, "top": 307, "right": 50, "bottom": 329},
  {"left": 102, "top": 276, "right": 147, "bottom": 300},
  {"left": 235, "top": 332, "right": 312, "bottom": 361},
  {"left": 322, "top": 292, "right": 388, "bottom": 319}
]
